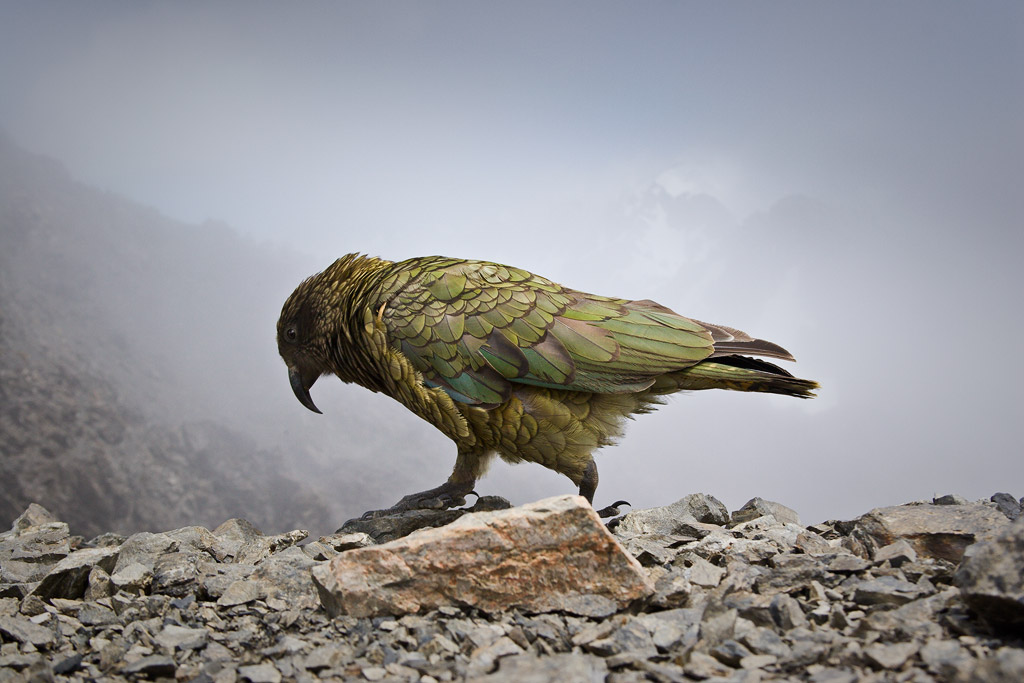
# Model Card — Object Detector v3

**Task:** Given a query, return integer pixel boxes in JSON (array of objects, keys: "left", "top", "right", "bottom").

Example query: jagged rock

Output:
[
  {"left": 235, "top": 529, "right": 308, "bottom": 565},
  {"left": 312, "top": 495, "right": 653, "bottom": 618},
  {"left": 121, "top": 655, "right": 176, "bottom": 679},
  {"left": 154, "top": 624, "right": 208, "bottom": 651},
  {"left": 990, "top": 493, "right": 1021, "bottom": 521},
  {"left": 850, "top": 575, "right": 927, "bottom": 606},
  {"left": 217, "top": 579, "right": 261, "bottom": 607},
  {"left": 249, "top": 545, "right": 320, "bottom": 610},
  {"left": 954, "top": 515, "right": 1024, "bottom": 629},
  {"left": 933, "top": 494, "right": 971, "bottom": 506},
  {"left": 615, "top": 493, "right": 729, "bottom": 536},
  {"left": 846, "top": 503, "right": 1008, "bottom": 562},
  {"left": 636, "top": 607, "right": 703, "bottom": 652},
  {"left": 30, "top": 546, "right": 119, "bottom": 600},
  {"left": 960, "top": 646, "right": 1024, "bottom": 682},
  {"left": 0, "top": 614, "right": 55, "bottom": 648},
  {"left": 9, "top": 504, "right": 60, "bottom": 534},
  {"left": 769, "top": 593, "right": 808, "bottom": 629},
  {"left": 873, "top": 539, "right": 917, "bottom": 567},
  {"left": 110, "top": 561, "right": 153, "bottom": 594},
  {"left": 919, "top": 639, "right": 973, "bottom": 679},
  {"left": 863, "top": 641, "right": 919, "bottom": 670},
  {"left": 486, "top": 652, "right": 607, "bottom": 683},
  {"left": 113, "top": 532, "right": 179, "bottom": 573},
  {"left": 151, "top": 551, "right": 200, "bottom": 596},
  {"left": 731, "top": 497, "right": 801, "bottom": 526},
  {"left": 211, "top": 518, "right": 264, "bottom": 559},
  {"left": 2, "top": 494, "right": 1022, "bottom": 682},
  {"left": 238, "top": 663, "right": 282, "bottom": 683}
]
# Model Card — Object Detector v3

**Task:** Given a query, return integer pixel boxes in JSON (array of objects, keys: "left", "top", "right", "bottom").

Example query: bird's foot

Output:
[
  {"left": 594, "top": 500, "right": 631, "bottom": 519},
  {"left": 360, "top": 481, "right": 478, "bottom": 519}
]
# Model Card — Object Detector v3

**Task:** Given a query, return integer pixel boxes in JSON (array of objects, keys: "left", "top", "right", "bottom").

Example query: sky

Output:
[{"left": 1, "top": 1, "right": 1022, "bottom": 524}]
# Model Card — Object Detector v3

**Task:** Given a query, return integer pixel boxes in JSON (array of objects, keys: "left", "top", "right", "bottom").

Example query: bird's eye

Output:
[{"left": 284, "top": 325, "right": 298, "bottom": 343}]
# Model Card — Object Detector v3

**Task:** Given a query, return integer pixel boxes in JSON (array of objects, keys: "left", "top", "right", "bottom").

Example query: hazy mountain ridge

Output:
[{"left": 0, "top": 134, "right": 359, "bottom": 537}]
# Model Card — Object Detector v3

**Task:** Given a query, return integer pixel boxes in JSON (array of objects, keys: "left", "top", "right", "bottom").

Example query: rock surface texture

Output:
[
  {"left": 0, "top": 492, "right": 1021, "bottom": 682},
  {"left": 313, "top": 496, "right": 652, "bottom": 618}
]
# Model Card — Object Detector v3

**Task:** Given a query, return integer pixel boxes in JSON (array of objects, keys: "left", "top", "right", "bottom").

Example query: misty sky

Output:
[{"left": 2, "top": 2, "right": 1022, "bottom": 524}]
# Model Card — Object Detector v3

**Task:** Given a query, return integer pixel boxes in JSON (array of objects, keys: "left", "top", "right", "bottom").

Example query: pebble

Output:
[{"left": 0, "top": 495, "right": 1019, "bottom": 681}]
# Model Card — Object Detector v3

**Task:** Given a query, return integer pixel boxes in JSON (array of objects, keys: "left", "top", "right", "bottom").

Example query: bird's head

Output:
[{"left": 277, "top": 274, "right": 333, "bottom": 415}]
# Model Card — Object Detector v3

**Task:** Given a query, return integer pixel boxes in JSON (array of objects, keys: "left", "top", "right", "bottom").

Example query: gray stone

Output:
[
  {"left": 739, "top": 626, "right": 791, "bottom": 659},
  {"left": 238, "top": 663, "right": 282, "bottom": 683},
  {"left": 319, "top": 532, "right": 375, "bottom": 552},
  {"left": 961, "top": 645, "right": 1024, "bottom": 682},
  {"left": 740, "top": 654, "right": 778, "bottom": 670},
  {"left": 83, "top": 565, "right": 113, "bottom": 600},
  {"left": 954, "top": 515, "right": 1024, "bottom": 629},
  {"left": 235, "top": 529, "right": 308, "bottom": 565},
  {"left": 636, "top": 607, "right": 703, "bottom": 652},
  {"left": 933, "top": 494, "right": 970, "bottom": 506},
  {"left": 216, "top": 579, "right": 261, "bottom": 607},
  {"left": 685, "top": 555, "right": 726, "bottom": 587},
  {"left": 249, "top": 545, "right": 320, "bottom": 610},
  {"left": 873, "top": 539, "right": 917, "bottom": 567},
  {"left": 0, "top": 614, "right": 55, "bottom": 648},
  {"left": 990, "top": 493, "right": 1021, "bottom": 521},
  {"left": 851, "top": 575, "right": 925, "bottom": 606},
  {"left": 210, "top": 518, "right": 264, "bottom": 560},
  {"left": 151, "top": 551, "right": 199, "bottom": 596},
  {"left": 10, "top": 504, "right": 59, "bottom": 533},
  {"left": 467, "top": 635, "right": 525, "bottom": 676},
  {"left": 615, "top": 493, "right": 730, "bottom": 536},
  {"left": 710, "top": 639, "right": 754, "bottom": 667},
  {"left": 587, "top": 617, "right": 656, "bottom": 658},
  {"left": 30, "top": 546, "right": 119, "bottom": 600},
  {"left": 731, "top": 498, "right": 801, "bottom": 526},
  {"left": 155, "top": 624, "right": 208, "bottom": 651},
  {"left": 649, "top": 567, "right": 692, "bottom": 609},
  {"left": 919, "top": 639, "right": 972, "bottom": 679},
  {"left": 121, "top": 655, "right": 176, "bottom": 679},
  {"left": 770, "top": 593, "right": 807, "bottom": 630},
  {"left": 110, "top": 562, "right": 153, "bottom": 594},
  {"left": 864, "top": 641, "right": 919, "bottom": 670},
  {"left": 848, "top": 503, "right": 1009, "bottom": 562},
  {"left": 113, "top": 532, "right": 179, "bottom": 573},
  {"left": 303, "top": 644, "right": 353, "bottom": 672},
  {"left": 487, "top": 653, "right": 607, "bottom": 683},
  {"left": 685, "top": 651, "right": 735, "bottom": 678}
]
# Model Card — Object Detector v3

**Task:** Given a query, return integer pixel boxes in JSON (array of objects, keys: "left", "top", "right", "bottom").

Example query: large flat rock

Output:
[
  {"left": 311, "top": 495, "right": 654, "bottom": 618},
  {"left": 846, "top": 503, "right": 1008, "bottom": 562}
]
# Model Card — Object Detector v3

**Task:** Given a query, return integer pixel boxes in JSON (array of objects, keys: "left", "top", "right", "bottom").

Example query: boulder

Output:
[
  {"left": 615, "top": 493, "right": 729, "bottom": 536},
  {"left": 954, "top": 515, "right": 1024, "bottom": 630},
  {"left": 311, "top": 495, "right": 653, "bottom": 617},
  {"left": 845, "top": 503, "right": 1008, "bottom": 562}
]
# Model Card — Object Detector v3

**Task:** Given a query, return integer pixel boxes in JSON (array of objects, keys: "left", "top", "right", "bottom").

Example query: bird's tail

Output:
[{"left": 656, "top": 356, "right": 819, "bottom": 398}]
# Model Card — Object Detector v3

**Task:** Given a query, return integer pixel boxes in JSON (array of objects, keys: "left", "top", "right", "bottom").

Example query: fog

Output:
[{"left": 1, "top": 2, "right": 1021, "bottom": 526}]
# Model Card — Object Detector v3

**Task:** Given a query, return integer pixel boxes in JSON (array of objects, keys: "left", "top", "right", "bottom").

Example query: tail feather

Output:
[
  {"left": 657, "top": 358, "right": 819, "bottom": 398},
  {"left": 692, "top": 319, "right": 797, "bottom": 362}
]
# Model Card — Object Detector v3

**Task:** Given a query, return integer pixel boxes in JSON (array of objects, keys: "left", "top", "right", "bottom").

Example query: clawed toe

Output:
[{"left": 595, "top": 499, "right": 631, "bottom": 519}]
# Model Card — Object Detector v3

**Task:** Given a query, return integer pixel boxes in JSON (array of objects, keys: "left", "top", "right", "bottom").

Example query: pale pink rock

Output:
[{"left": 311, "top": 495, "right": 653, "bottom": 618}]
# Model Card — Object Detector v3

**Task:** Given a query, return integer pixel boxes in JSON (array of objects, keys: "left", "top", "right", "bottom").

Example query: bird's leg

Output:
[
  {"left": 579, "top": 458, "right": 631, "bottom": 519},
  {"left": 360, "top": 451, "right": 478, "bottom": 519}
]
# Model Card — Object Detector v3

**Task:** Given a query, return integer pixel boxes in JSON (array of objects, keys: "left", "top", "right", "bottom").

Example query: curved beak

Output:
[{"left": 288, "top": 365, "right": 322, "bottom": 414}]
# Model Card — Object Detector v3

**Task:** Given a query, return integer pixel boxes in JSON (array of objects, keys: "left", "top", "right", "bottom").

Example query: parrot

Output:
[{"left": 277, "top": 254, "right": 817, "bottom": 517}]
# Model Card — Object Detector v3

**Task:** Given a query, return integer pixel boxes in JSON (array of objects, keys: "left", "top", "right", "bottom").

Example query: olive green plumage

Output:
[{"left": 277, "top": 254, "right": 817, "bottom": 514}]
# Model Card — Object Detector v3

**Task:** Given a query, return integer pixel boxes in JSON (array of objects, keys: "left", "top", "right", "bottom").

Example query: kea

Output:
[{"left": 278, "top": 254, "right": 817, "bottom": 517}]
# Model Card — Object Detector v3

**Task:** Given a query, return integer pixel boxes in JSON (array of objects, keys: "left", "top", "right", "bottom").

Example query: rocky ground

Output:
[{"left": 1, "top": 492, "right": 1022, "bottom": 682}]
